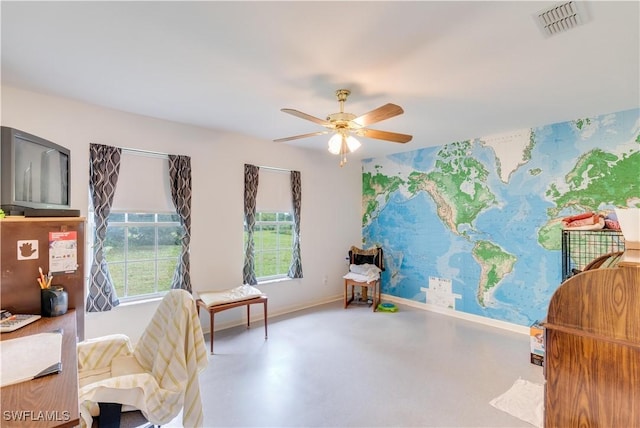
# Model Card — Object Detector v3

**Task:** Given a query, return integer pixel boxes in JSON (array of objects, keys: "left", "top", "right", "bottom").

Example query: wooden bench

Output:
[{"left": 195, "top": 286, "right": 268, "bottom": 354}]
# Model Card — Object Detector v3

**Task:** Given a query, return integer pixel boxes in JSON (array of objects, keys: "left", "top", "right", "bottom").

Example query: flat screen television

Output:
[{"left": 1, "top": 126, "right": 78, "bottom": 216}]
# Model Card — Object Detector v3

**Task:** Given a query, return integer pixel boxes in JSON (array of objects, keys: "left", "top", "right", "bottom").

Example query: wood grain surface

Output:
[
  {"left": 0, "top": 311, "right": 79, "bottom": 427},
  {"left": 544, "top": 266, "right": 640, "bottom": 427}
]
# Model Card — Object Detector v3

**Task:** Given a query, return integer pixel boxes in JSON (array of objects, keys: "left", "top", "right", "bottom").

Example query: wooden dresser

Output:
[{"left": 544, "top": 264, "right": 640, "bottom": 427}]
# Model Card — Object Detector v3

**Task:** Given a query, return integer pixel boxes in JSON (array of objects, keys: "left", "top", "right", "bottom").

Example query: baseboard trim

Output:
[
  {"left": 206, "top": 294, "right": 343, "bottom": 333},
  {"left": 380, "top": 294, "right": 530, "bottom": 335},
  {"left": 207, "top": 292, "right": 529, "bottom": 336}
]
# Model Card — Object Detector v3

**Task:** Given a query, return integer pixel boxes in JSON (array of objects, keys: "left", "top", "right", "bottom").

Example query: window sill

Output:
[
  {"left": 258, "top": 277, "right": 292, "bottom": 286},
  {"left": 118, "top": 293, "right": 167, "bottom": 307}
]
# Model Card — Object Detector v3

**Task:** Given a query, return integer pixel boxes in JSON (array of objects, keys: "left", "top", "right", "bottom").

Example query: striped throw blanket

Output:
[{"left": 78, "top": 289, "right": 208, "bottom": 427}]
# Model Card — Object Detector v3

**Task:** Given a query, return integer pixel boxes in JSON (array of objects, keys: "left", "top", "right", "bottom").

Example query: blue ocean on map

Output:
[{"left": 363, "top": 108, "right": 639, "bottom": 327}]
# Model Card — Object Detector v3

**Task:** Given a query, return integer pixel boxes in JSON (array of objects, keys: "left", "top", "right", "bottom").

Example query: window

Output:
[
  {"left": 243, "top": 165, "right": 301, "bottom": 285},
  {"left": 88, "top": 149, "right": 182, "bottom": 302},
  {"left": 247, "top": 211, "right": 294, "bottom": 281},
  {"left": 103, "top": 212, "right": 183, "bottom": 299},
  {"left": 86, "top": 144, "right": 191, "bottom": 312}
]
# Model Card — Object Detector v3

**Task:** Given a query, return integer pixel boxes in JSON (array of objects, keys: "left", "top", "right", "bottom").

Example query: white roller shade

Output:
[
  {"left": 110, "top": 151, "right": 174, "bottom": 213},
  {"left": 256, "top": 169, "right": 291, "bottom": 213}
]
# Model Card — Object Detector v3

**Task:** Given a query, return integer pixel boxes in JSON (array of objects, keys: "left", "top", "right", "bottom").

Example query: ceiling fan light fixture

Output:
[
  {"left": 327, "top": 133, "right": 360, "bottom": 167},
  {"left": 327, "top": 133, "right": 342, "bottom": 154},
  {"left": 346, "top": 135, "right": 361, "bottom": 152},
  {"left": 328, "top": 133, "right": 360, "bottom": 154}
]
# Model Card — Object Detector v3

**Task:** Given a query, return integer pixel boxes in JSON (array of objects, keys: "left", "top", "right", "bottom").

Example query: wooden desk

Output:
[{"left": 0, "top": 311, "right": 79, "bottom": 428}]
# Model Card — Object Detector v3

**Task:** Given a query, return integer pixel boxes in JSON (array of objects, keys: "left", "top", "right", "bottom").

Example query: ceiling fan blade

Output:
[
  {"left": 352, "top": 103, "right": 404, "bottom": 127},
  {"left": 281, "top": 109, "right": 331, "bottom": 127},
  {"left": 274, "top": 130, "right": 330, "bottom": 142},
  {"left": 358, "top": 128, "right": 413, "bottom": 143}
]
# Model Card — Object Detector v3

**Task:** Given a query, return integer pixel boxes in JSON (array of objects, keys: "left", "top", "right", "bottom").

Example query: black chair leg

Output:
[{"left": 98, "top": 402, "right": 122, "bottom": 428}]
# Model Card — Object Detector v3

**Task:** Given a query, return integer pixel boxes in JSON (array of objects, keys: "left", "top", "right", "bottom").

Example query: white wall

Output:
[{"left": 1, "top": 85, "right": 363, "bottom": 342}]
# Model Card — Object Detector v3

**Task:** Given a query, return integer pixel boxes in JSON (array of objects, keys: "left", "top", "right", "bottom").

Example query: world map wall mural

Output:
[{"left": 362, "top": 108, "right": 639, "bottom": 327}]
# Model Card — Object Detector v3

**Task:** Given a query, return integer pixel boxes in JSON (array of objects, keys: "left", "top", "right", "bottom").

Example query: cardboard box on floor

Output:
[{"left": 530, "top": 320, "right": 545, "bottom": 366}]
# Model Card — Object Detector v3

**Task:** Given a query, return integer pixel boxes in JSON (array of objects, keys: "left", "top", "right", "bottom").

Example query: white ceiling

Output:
[{"left": 2, "top": 1, "right": 639, "bottom": 160}]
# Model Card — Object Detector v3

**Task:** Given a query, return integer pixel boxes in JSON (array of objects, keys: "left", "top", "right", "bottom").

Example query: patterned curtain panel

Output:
[
  {"left": 168, "top": 155, "right": 192, "bottom": 292},
  {"left": 87, "top": 143, "right": 121, "bottom": 312},
  {"left": 242, "top": 164, "right": 259, "bottom": 285},
  {"left": 288, "top": 170, "right": 303, "bottom": 278}
]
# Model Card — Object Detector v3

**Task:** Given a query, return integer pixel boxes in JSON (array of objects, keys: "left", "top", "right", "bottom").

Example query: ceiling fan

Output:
[{"left": 274, "top": 89, "right": 412, "bottom": 166}]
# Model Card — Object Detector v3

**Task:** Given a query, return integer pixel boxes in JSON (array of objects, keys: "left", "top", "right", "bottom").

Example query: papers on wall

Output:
[
  {"left": 0, "top": 331, "right": 63, "bottom": 387},
  {"left": 49, "top": 231, "right": 78, "bottom": 273}
]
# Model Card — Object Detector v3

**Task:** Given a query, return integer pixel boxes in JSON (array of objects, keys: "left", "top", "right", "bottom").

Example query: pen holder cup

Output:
[{"left": 41, "top": 286, "right": 68, "bottom": 317}]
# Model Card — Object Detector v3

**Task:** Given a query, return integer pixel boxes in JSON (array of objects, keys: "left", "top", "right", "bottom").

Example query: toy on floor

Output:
[{"left": 377, "top": 302, "right": 398, "bottom": 312}]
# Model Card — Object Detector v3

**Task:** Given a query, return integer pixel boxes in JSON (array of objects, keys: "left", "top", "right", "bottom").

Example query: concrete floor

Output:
[{"left": 166, "top": 299, "right": 544, "bottom": 428}]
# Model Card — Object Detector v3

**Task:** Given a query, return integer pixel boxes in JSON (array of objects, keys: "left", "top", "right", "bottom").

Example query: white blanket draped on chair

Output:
[
  {"left": 77, "top": 289, "right": 208, "bottom": 427},
  {"left": 343, "top": 263, "right": 381, "bottom": 283}
]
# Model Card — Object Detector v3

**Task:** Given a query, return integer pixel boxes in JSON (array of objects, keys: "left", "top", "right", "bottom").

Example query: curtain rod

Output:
[
  {"left": 122, "top": 147, "right": 169, "bottom": 159},
  {"left": 257, "top": 165, "right": 292, "bottom": 172}
]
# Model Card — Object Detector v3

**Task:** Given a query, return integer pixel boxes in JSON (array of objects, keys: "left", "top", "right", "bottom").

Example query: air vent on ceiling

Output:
[{"left": 535, "top": 1, "right": 586, "bottom": 37}]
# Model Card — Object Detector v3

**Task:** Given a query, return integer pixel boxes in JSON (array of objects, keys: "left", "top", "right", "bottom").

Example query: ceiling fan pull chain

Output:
[{"left": 340, "top": 135, "right": 348, "bottom": 167}]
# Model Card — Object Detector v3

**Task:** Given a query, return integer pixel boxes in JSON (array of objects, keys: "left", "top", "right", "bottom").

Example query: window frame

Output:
[
  {"left": 249, "top": 211, "right": 294, "bottom": 282},
  {"left": 89, "top": 211, "right": 183, "bottom": 302}
]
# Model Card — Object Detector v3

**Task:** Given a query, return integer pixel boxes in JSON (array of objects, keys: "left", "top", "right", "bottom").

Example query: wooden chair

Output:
[
  {"left": 344, "top": 246, "right": 384, "bottom": 311},
  {"left": 582, "top": 251, "right": 624, "bottom": 271}
]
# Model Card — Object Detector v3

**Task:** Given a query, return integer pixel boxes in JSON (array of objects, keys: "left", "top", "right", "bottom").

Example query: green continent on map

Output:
[
  {"left": 472, "top": 240, "right": 517, "bottom": 307},
  {"left": 407, "top": 140, "right": 497, "bottom": 235},
  {"left": 362, "top": 169, "right": 405, "bottom": 225},
  {"left": 540, "top": 146, "right": 639, "bottom": 250},
  {"left": 546, "top": 149, "right": 640, "bottom": 217},
  {"left": 538, "top": 221, "right": 564, "bottom": 251}
]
